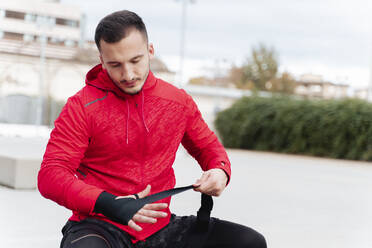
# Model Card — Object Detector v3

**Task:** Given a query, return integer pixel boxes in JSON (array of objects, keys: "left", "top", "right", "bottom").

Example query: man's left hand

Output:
[{"left": 193, "top": 168, "right": 228, "bottom": 196}]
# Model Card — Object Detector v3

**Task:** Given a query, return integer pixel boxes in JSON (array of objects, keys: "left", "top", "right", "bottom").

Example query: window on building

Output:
[
  {"left": 5, "top": 10, "right": 25, "bottom": 20},
  {"left": 56, "top": 17, "right": 79, "bottom": 27},
  {"left": 55, "top": 17, "right": 63, "bottom": 25},
  {"left": 3, "top": 31, "right": 23, "bottom": 40}
]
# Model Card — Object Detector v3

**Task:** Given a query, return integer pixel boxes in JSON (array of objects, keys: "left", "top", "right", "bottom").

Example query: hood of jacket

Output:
[
  {"left": 85, "top": 64, "right": 155, "bottom": 143},
  {"left": 85, "top": 64, "right": 157, "bottom": 98}
]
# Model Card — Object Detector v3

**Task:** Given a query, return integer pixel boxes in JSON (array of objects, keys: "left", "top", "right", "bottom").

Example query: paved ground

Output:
[{"left": 1, "top": 145, "right": 372, "bottom": 248}]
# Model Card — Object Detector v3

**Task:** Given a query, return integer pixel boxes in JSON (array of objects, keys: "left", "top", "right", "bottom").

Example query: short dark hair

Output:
[{"left": 94, "top": 10, "right": 148, "bottom": 51}]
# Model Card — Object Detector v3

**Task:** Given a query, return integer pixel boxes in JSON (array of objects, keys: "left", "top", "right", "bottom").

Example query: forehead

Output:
[{"left": 100, "top": 30, "right": 148, "bottom": 61}]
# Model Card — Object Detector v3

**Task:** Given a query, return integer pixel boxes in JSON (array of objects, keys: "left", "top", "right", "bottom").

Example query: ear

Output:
[
  {"left": 148, "top": 43, "right": 154, "bottom": 60},
  {"left": 99, "top": 54, "right": 106, "bottom": 69}
]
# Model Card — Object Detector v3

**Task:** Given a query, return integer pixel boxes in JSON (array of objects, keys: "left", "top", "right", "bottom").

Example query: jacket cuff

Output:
[
  {"left": 207, "top": 159, "right": 231, "bottom": 185},
  {"left": 84, "top": 188, "right": 105, "bottom": 215}
]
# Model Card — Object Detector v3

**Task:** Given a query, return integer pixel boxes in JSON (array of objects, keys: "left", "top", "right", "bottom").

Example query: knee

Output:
[
  {"left": 242, "top": 230, "right": 267, "bottom": 248},
  {"left": 62, "top": 232, "right": 112, "bottom": 248},
  {"left": 254, "top": 232, "right": 267, "bottom": 248}
]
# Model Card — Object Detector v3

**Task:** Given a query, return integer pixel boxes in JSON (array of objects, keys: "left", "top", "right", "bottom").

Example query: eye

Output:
[
  {"left": 132, "top": 60, "right": 140, "bottom": 64},
  {"left": 110, "top": 63, "right": 120, "bottom": 68}
]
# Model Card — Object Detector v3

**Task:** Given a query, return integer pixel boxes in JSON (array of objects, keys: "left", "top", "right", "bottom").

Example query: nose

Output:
[{"left": 121, "top": 64, "right": 135, "bottom": 82}]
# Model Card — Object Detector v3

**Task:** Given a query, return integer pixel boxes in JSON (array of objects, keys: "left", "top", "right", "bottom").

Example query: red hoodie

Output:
[{"left": 38, "top": 64, "right": 231, "bottom": 241}]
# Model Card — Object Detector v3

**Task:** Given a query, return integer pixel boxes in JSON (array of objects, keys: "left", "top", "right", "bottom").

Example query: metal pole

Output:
[
  {"left": 369, "top": 52, "right": 372, "bottom": 102},
  {"left": 368, "top": 19, "right": 372, "bottom": 102},
  {"left": 179, "top": 0, "right": 188, "bottom": 87},
  {"left": 79, "top": 13, "right": 86, "bottom": 48},
  {"left": 35, "top": 16, "right": 47, "bottom": 125}
]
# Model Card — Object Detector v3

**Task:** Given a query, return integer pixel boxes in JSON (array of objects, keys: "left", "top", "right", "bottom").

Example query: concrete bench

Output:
[
  {"left": 0, "top": 155, "right": 41, "bottom": 189},
  {"left": 0, "top": 125, "right": 50, "bottom": 189}
]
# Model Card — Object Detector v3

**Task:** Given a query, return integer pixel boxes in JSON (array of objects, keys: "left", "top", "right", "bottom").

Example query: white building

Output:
[
  {"left": 0, "top": 0, "right": 92, "bottom": 99},
  {"left": 295, "top": 74, "right": 349, "bottom": 99},
  {"left": 0, "top": 0, "right": 88, "bottom": 124},
  {"left": 0, "top": 0, "right": 84, "bottom": 58},
  {"left": 353, "top": 88, "right": 368, "bottom": 100}
]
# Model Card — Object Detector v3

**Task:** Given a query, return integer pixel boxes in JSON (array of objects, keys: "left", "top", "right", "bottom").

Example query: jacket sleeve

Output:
[
  {"left": 181, "top": 93, "right": 231, "bottom": 183},
  {"left": 38, "top": 95, "right": 103, "bottom": 215}
]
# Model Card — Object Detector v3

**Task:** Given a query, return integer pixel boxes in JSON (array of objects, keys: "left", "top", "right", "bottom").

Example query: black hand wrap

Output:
[
  {"left": 94, "top": 185, "right": 195, "bottom": 225},
  {"left": 94, "top": 192, "right": 140, "bottom": 225}
]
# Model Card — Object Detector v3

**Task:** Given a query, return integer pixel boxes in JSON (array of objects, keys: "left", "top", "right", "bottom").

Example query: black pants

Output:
[{"left": 60, "top": 215, "right": 266, "bottom": 248}]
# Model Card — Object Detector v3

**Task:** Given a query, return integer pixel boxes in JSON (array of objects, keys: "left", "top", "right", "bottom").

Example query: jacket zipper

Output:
[
  {"left": 132, "top": 96, "right": 145, "bottom": 189},
  {"left": 139, "top": 98, "right": 146, "bottom": 188}
]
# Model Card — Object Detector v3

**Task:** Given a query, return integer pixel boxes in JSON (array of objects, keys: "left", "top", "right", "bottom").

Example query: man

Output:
[{"left": 38, "top": 10, "right": 266, "bottom": 248}]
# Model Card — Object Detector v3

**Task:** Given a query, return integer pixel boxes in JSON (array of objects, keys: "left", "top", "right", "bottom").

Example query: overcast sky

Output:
[{"left": 61, "top": 0, "right": 372, "bottom": 89}]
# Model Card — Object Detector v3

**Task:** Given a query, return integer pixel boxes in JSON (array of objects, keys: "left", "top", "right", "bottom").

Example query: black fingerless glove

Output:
[{"left": 93, "top": 191, "right": 141, "bottom": 225}]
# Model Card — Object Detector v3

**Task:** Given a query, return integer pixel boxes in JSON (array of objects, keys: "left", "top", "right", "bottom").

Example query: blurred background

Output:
[
  {"left": 1, "top": 0, "right": 372, "bottom": 247},
  {"left": 0, "top": 0, "right": 372, "bottom": 127}
]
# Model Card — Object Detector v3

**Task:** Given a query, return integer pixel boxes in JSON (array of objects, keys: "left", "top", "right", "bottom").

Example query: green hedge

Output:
[{"left": 215, "top": 96, "right": 372, "bottom": 161}]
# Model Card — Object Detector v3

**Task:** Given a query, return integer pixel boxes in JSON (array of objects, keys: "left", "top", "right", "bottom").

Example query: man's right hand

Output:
[
  {"left": 94, "top": 185, "right": 168, "bottom": 232},
  {"left": 117, "top": 185, "right": 168, "bottom": 231}
]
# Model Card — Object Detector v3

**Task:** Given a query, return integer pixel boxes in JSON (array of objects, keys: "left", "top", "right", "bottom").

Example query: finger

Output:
[
  {"left": 137, "top": 184, "right": 151, "bottom": 198},
  {"left": 195, "top": 178, "right": 221, "bottom": 195},
  {"left": 116, "top": 185, "right": 151, "bottom": 200},
  {"left": 132, "top": 213, "right": 157, "bottom": 224},
  {"left": 193, "top": 172, "right": 211, "bottom": 191},
  {"left": 137, "top": 209, "right": 168, "bottom": 218},
  {"left": 115, "top": 195, "right": 136, "bottom": 200},
  {"left": 128, "top": 220, "right": 142, "bottom": 232},
  {"left": 193, "top": 178, "right": 202, "bottom": 187},
  {"left": 193, "top": 172, "right": 210, "bottom": 188},
  {"left": 142, "top": 203, "right": 168, "bottom": 210}
]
